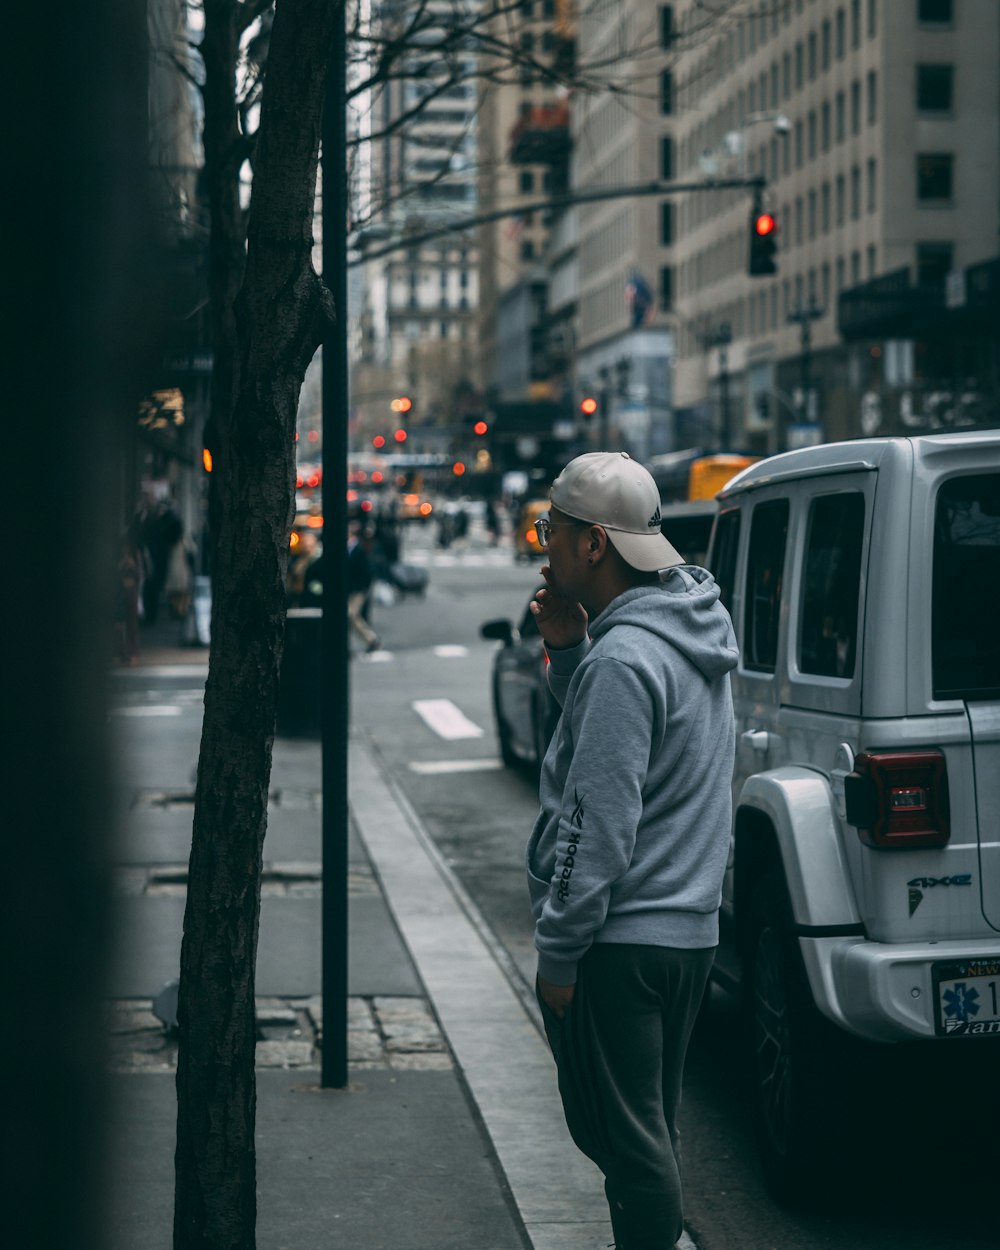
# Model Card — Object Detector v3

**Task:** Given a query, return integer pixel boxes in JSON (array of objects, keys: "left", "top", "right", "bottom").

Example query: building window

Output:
[
  {"left": 808, "top": 190, "right": 817, "bottom": 238},
  {"left": 867, "top": 245, "right": 876, "bottom": 277},
  {"left": 783, "top": 51, "right": 791, "bottom": 98},
  {"left": 918, "top": 0, "right": 952, "bottom": 23},
  {"left": 660, "top": 69, "right": 673, "bottom": 115},
  {"left": 795, "top": 41, "right": 804, "bottom": 89},
  {"left": 821, "top": 19, "right": 831, "bottom": 69},
  {"left": 782, "top": 131, "right": 791, "bottom": 175},
  {"left": 836, "top": 7, "right": 846, "bottom": 57},
  {"left": 916, "top": 241, "right": 954, "bottom": 287},
  {"left": 917, "top": 64, "right": 954, "bottom": 112},
  {"left": 821, "top": 262, "right": 831, "bottom": 309},
  {"left": 808, "top": 111, "right": 817, "bottom": 160},
  {"left": 851, "top": 0, "right": 861, "bottom": 45},
  {"left": 771, "top": 63, "right": 779, "bottom": 108},
  {"left": 836, "top": 256, "right": 845, "bottom": 290},
  {"left": 835, "top": 91, "right": 846, "bottom": 141},
  {"left": 660, "top": 135, "right": 673, "bottom": 180},
  {"left": 808, "top": 30, "right": 817, "bottom": 79},
  {"left": 836, "top": 174, "right": 846, "bottom": 225},
  {"left": 868, "top": 0, "right": 877, "bottom": 36},
  {"left": 866, "top": 158, "right": 877, "bottom": 212},
  {"left": 520, "top": 170, "right": 534, "bottom": 193},
  {"left": 851, "top": 80, "right": 861, "bottom": 134},
  {"left": 440, "top": 322, "right": 448, "bottom": 338},
  {"left": 821, "top": 101, "right": 831, "bottom": 150},
  {"left": 660, "top": 4, "right": 674, "bottom": 47},
  {"left": 795, "top": 196, "right": 803, "bottom": 244},
  {"left": 822, "top": 181, "right": 831, "bottom": 231},
  {"left": 867, "top": 71, "right": 877, "bottom": 124},
  {"left": 659, "top": 266, "right": 673, "bottom": 311},
  {"left": 917, "top": 153, "right": 954, "bottom": 201},
  {"left": 660, "top": 201, "right": 674, "bottom": 246},
  {"left": 795, "top": 120, "right": 804, "bottom": 168},
  {"left": 851, "top": 165, "right": 861, "bottom": 219}
]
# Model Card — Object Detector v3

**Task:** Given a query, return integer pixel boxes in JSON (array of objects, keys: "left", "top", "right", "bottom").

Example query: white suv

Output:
[{"left": 706, "top": 431, "right": 1000, "bottom": 1197}]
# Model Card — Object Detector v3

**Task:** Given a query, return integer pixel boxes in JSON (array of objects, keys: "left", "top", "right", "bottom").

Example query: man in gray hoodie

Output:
[{"left": 526, "top": 451, "right": 738, "bottom": 1250}]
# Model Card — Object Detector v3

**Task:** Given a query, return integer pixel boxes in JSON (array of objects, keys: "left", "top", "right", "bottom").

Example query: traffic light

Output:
[
  {"left": 748, "top": 205, "right": 778, "bottom": 276},
  {"left": 390, "top": 396, "right": 412, "bottom": 414},
  {"left": 580, "top": 396, "right": 598, "bottom": 419},
  {"left": 473, "top": 420, "right": 488, "bottom": 436}
]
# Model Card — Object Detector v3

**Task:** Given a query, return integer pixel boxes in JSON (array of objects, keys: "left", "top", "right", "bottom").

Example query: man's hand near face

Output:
[{"left": 529, "top": 565, "right": 588, "bottom": 650}]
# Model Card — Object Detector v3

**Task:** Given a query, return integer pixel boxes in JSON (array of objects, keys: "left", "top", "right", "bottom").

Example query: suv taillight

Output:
[{"left": 844, "top": 750, "right": 950, "bottom": 849}]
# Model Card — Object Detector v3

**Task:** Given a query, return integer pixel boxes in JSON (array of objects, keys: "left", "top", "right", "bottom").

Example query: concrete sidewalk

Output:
[{"left": 107, "top": 632, "right": 631, "bottom": 1250}]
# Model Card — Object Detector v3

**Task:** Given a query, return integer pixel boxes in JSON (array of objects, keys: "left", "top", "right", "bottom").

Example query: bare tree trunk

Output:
[{"left": 173, "top": 3, "right": 338, "bottom": 1247}]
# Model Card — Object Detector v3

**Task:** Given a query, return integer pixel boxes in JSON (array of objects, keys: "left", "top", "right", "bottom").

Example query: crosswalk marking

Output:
[
  {"left": 433, "top": 645, "right": 468, "bottom": 658},
  {"left": 110, "top": 705, "right": 183, "bottom": 717},
  {"left": 412, "top": 699, "right": 485, "bottom": 740},
  {"left": 408, "top": 759, "right": 503, "bottom": 775}
]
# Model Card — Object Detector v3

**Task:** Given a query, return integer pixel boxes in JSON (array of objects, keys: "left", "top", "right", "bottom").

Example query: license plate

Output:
[{"left": 933, "top": 959, "right": 1000, "bottom": 1036}]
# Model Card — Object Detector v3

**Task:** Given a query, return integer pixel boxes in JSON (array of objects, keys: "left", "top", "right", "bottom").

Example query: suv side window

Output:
[
  {"left": 744, "top": 500, "right": 789, "bottom": 673},
  {"left": 798, "top": 492, "right": 864, "bottom": 678},
  {"left": 711, "top": 508, "right": 741, "bottom": 612}
]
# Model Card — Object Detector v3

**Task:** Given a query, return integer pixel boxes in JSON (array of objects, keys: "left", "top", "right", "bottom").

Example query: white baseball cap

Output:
[{"left": 549, "top": 451, "right": 684, "bottom": 573}]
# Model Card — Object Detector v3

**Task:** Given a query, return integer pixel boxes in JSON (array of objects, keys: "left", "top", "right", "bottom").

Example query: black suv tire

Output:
[{"left": 746, "top": 872, "right": 851, "bottom": 1203}]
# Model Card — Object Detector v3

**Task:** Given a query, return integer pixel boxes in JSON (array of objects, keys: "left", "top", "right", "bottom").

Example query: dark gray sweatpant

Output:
[{"left": 537, "top": 942, "right": 715, "bottom": 1250}]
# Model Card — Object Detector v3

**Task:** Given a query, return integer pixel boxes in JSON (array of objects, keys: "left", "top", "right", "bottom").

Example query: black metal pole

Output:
[
  {"left": 719, "top": 346, "right": 730, "bottom": 450},
  {"left": 320, "top": 5, "right": 349, "bottom": 1089}
]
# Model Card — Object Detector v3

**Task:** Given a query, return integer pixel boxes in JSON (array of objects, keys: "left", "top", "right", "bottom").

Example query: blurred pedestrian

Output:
[
  {"left": 347, "top": 525, "right": 381, "bottom": 653},
  {"left": 141, "top": 498, "right": 182, "bottom": 624},
  {"left": 165, "top": 528, "right": 195, "bottom": 619},
  {"left": 526, "top": 451, "right": 738, "bottom": 1250},
  {"left": 485, "top": 498, "right": 500, "bottom": 546},
  {"left": 286, "top": 529, "right": 321, "bottom": 606},
  {"left": 114, "top": 532, "right": 142, "bottom": 664}
]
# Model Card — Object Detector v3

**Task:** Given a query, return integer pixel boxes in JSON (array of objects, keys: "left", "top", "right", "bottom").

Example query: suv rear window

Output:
[
  {"left": 933, "top": 473, "right": 1000, "bottom": 699},
  {"left": 799, "top": 493, "right": 864, "bottom": 679},
  {"left": 744, "top": 500, "right": 789, "bottom": 673}
]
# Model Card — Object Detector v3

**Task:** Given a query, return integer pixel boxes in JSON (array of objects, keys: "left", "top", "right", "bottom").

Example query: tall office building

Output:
[
  {"left": 354, "top": 0, "right": 481, "bottom": 446},
  {"left": 668, "top": 0, "right": 999, "bottom": 451}
]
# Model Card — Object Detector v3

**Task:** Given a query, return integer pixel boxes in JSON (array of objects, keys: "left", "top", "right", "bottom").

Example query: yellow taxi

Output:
[{"left": 514, "top": 498, "right": 549, "bottom": 559}]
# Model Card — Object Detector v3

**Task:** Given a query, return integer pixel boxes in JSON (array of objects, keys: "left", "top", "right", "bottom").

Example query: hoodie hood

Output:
[{"left": 588, "top": 565, "right": 739, "bottom": 682}]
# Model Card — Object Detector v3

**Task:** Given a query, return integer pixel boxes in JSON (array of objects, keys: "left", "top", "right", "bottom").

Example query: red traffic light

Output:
[
  {"left": 754, "top": 212, "right": 776, "bottom": 236},
  {"left": 473, "top": 420, "right": 488, "bottom": 436},
  {"left": 372, "top": 434, "right": 386, "bottom": 449},
  {"left": 580, "top": 397, "right": 598, "bottom": 417},
  {"left": 390, "top": 396, "right": 412, "bottom": 413},
  {"left": 394, "top": 428, "right": 408, "bottom": 443}
]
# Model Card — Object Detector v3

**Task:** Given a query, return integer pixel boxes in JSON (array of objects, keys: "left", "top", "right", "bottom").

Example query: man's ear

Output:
[{"left": 588, "top": 525, "right": 608, "bottom": 557}]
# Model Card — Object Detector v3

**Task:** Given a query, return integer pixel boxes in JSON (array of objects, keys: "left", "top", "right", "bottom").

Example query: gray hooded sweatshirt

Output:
[{"left": 526, "top": 566, "right": 739, "bottom": 986}]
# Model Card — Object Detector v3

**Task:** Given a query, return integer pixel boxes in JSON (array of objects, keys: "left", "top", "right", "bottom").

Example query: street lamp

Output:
[
  {"left": 786, "top": 300, "right": 825, "bottom": 442},
  {"left": 704, "top": 323, "right": 733, "bottom": 450},
  {"left": 701, "top": 112, "right": 790, "bottom": 179}
]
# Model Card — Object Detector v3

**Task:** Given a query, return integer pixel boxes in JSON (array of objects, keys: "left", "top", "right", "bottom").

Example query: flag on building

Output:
[{"left": 625, "top": 270, "right": 654, "bottom": 329}]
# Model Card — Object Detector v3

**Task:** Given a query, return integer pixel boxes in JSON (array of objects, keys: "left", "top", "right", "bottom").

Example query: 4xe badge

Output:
[{"left": 907, "top": 873, "right": 971, "bottom": 918}]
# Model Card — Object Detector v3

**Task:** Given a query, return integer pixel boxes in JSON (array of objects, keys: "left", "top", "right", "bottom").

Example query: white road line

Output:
[
  {"left": 412, "top": 699, "right": 485, "bottom": 740},
  {"left": 409, "top": 758, "right": 503, "bottom": 775},
  {"left": 110, "top": 705, "right": 183, "bottom": 717},
  {"left": 432, "top": 645, "right": 468, "bottom": 658}
]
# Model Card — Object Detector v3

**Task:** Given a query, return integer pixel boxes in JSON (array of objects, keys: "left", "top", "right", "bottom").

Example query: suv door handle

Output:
[{"left": 741, "top": 729, "right": 772, "bottom": 753}]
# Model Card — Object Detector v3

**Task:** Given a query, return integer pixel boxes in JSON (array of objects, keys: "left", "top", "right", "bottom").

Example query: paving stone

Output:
[
  {"left": 388, "top": 1051, "right": 453, "bottom": 1071},
  {"left": 255, "top": 1040, "right": 316, "bottom": 1068},
  {"left": 347, "top": 1030, "right": 385, "bottom": 1063},
  {"left": 256, "top": 1005, "right": 299, "bottom": 1026}
]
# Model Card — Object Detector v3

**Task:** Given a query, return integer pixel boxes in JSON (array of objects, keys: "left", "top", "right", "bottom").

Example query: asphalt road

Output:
[{"left": 352, "top": 525, "right": 996, "bottom": 1250}]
